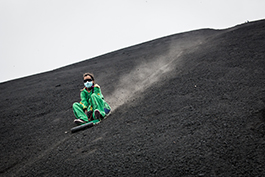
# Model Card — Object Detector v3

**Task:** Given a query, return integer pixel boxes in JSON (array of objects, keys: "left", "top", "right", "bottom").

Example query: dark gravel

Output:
[{"left": 1, "top": 19, "right": 265, "bottom": 177}]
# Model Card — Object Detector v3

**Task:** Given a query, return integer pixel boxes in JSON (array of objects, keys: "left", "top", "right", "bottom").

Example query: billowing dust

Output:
[
  {"left": 106, "top": 50, "right": 183, "bottom": 111},
  {"left": 106, "top": 37, "right": 205, "bottom": 111}
]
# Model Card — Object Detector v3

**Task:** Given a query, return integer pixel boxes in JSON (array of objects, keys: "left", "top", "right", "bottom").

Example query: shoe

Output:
[
  {"left": 104, "top": 108, "right": 111, "bottom": 119},
  {"left": 74, "top": 119, "right": 86, "bottom": 125},
  {"left": 85, "top": 110, "right": 93, "bottom": 121},
  {"left": 104, "top": 108, "right": 111, "bottom": 115},
  {"left": 94, "top": 109, "right": 102, "bottom": 120}
]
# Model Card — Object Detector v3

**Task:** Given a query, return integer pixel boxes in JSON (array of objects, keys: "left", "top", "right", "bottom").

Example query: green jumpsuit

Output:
[{"left": 72, "top": 84, "right": 111, "bottom": 122}]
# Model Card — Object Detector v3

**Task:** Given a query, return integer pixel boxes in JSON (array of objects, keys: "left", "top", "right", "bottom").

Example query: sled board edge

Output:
[{"left": 71, "top": 122, "right": 94, "bottom": 133}]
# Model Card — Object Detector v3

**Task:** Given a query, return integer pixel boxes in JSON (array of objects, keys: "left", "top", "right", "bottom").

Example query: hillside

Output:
[{"left": 0, "top": 19, "right": 265, "bottom": 176}]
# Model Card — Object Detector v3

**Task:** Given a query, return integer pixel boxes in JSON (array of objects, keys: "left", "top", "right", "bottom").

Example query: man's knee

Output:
[{"left": 73, "top": 102, "right": 79, "bottom": 108}]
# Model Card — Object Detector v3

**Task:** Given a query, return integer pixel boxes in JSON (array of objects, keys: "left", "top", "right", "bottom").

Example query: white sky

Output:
[{"left": 0, "top": 0, "right": 264, "bottom": 83}]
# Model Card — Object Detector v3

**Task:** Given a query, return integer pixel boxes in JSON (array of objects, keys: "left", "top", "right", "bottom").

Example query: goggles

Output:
[{"left": 84, "top": 79, "right": 93, "bottom": 83}]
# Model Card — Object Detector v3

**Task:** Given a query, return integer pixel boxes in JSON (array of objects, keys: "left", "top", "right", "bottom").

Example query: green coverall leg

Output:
[
  {"left": 90, "top": 93, "right": 111, "bottom": 119},
  {"left": 72, "top": 102, "right": 89, "bottom": 122}
]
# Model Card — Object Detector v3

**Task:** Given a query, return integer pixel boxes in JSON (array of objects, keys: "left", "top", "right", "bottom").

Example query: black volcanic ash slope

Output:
[{"left": 0, "top": 19, "right": 265, "bottom": 176}]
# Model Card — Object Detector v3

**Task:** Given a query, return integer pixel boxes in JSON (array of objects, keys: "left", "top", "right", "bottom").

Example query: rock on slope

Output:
[{"left": 0, "top": 19, "right": 264, "bottom": 176}]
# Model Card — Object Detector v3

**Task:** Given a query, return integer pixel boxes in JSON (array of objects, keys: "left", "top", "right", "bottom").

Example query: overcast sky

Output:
[{"left": 0, "top": 0, "right": 264, "bottom": 83}]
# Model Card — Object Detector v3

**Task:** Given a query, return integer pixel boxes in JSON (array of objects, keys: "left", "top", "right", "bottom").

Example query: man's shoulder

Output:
[
  {"left": 94, "top": 84, "right": 100, "bottom": 88},
  {"left": 80, "top": 88, "right": 88, "bottom": 94}
]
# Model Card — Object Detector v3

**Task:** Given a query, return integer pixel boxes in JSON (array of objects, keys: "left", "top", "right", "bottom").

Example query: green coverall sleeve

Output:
[
  {"left": 80, "top": 89, "right": 89, "bottom": 109},
  {"left": 94, "top": 84, "right": 104, "bottom": 99}
]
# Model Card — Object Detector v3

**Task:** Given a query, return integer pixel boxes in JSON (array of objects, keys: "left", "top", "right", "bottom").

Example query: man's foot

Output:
[
  {"left": 94, "top": 109, "right": 102, "bottom": 120},
  {"left": 85, "top": 110, "right": 93, "bottom": 121},
  {"left": 104, "top": 108, "right": 111, "bottom": 115},
  {"left": 104, "top": 108, "right": 111, "bottom": 119},
  {"left": 74, "top": 119, "right": 86, "bottom": 125}
]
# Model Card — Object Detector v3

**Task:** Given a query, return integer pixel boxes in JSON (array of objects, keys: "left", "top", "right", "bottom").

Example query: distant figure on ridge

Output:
[{"left": 72, "top": 72, "right": 111, "bottom": 125}]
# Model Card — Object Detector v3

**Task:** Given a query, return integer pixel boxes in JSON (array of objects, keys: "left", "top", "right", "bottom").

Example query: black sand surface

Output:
[{"left": 1, "top": 19, "right": 265, "bottom": 176}]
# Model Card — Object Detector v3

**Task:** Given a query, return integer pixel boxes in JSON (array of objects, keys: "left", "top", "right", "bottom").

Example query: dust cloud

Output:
[
  {"left": 105, "top": 34, "right": 208, "bottom": 111},
  {"left": 106, "top": 48, "right": 183, "bottom": 111}
]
